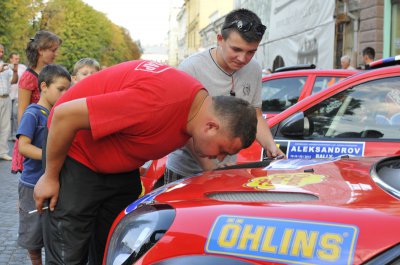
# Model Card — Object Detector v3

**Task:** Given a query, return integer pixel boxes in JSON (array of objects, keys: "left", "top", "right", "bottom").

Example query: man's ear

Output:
[
  {"left": 217, "top": 34, "right": 224, "bottom": 45},
  {"left": 204, "top": 121, "right": 219, "bottom": 135}
]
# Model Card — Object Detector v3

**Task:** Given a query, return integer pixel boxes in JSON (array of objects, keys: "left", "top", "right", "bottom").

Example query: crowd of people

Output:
[
  {"left": 340, "top": 46, "right": 376, "bottom": 70},
  {"left": 0, "top": 7, "right": 381, "bottom": 265},
  {"left": 0, "top": 30, "right": 102, "bottom": 264}
]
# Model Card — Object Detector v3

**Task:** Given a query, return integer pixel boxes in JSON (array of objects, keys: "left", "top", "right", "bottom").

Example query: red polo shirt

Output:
[{"left": 49, "top": 60, "right": 204, "bottom": 173}]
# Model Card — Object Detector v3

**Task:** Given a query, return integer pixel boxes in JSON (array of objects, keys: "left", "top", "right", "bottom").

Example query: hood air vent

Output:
[{"left": 207, "top": 192, "right": 318, "bottom": 202}]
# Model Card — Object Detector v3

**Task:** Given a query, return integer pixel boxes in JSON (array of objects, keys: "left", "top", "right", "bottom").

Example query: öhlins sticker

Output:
[{"left": 205, "top": 215, "right": 358, "bottom": 265}]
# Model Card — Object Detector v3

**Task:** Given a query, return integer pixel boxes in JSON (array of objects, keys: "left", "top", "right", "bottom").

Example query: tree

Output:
[
  {"left": 0, "top": 0, "right": 43, "bottom": 62},
  {"left": 40, "top": 0, "right": 141, "bottom": 71},
  {"left": 0, "top": 0, "right": 141, "bottom": 70}
]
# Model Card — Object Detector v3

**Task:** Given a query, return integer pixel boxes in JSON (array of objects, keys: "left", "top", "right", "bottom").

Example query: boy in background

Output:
[
  {"left": 17, "top": 64, "right": 70, "bottom": 265},
  {"left": 362, "top": 47, "right": 375, "bottom": 69},
  {"left": 71, "top": 58, "right": 100, "bottom": 84}
]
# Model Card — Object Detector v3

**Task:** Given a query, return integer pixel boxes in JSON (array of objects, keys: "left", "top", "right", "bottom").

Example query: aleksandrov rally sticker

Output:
[{"left": 286, "top": 140, "right": 365, "bottom": 159}]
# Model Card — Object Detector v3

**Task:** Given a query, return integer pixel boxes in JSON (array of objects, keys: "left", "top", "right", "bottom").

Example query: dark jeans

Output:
[{"left": 43, "top": 157, "right": 142, "bottom": 265}]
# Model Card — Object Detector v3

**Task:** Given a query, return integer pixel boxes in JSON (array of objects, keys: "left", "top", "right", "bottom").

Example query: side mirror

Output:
[{"left": 280, "top": 112, "right": 313, "bottom": 137}]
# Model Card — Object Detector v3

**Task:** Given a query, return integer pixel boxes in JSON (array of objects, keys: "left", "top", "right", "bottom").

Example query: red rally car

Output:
[
  {"left": 239, "top": 55, "right": 400, "bottom": 162},
  {"left": 104, "top": 155, "right": 400, "bottom": 265}
]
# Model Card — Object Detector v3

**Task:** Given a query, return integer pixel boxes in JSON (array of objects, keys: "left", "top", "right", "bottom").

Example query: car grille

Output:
[{"left": 207, "top": 192, "right": 318, "bottom": 202}]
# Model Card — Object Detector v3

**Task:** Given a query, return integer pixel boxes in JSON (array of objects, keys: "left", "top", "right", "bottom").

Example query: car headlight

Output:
[{"left": 105, "top": 204, "right": 175, "bottom": 265}]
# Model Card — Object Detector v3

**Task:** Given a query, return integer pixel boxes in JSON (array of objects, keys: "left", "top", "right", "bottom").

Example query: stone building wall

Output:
[{"left": 358, "top": 0, "right": 384, "bottom": 63}]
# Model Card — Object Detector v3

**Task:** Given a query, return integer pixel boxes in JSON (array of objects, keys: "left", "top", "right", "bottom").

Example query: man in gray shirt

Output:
[{"left": 166, "top": 8, "right": 284, "bottom": 183}]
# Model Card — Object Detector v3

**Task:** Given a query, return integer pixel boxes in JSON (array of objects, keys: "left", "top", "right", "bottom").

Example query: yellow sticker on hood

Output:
[{"left": 244, "top": 173, "right": 325, "bottom": 190}]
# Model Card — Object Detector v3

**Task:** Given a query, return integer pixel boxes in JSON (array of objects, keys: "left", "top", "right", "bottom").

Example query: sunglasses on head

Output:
[{"left": 222, "top": 20, "right": 266, "bottom": 36}]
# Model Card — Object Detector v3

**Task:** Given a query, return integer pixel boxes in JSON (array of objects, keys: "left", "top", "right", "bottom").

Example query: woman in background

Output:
[{"left": 11, "top": 30, "right": 62, "bottom": 174}]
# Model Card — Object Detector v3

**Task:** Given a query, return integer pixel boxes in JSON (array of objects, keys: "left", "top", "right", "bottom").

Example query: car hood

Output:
[{"left": 156, "top": 156, "right": 398, "bottom": 208}]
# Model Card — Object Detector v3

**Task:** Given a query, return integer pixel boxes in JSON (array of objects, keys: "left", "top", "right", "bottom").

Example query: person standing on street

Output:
[
  {"left": 17, "top": 64, "right": 70, "bottom": 265},
  {"left": 33, "top": 60, "right": 258, "bottom": 264},
  {"left": 0, "top": 44, "right": 18, "bottom": 161},
  {"left": 71, "top": 57, "right": 100, "bottom": 85},
  {"left": 362, "top": 47, "right": 375, "bottom": 69},
  {"left": 8, "top": 52, "right": 27, "bottom": 140},
  {"left": 165, "top": 9, "right": 284, "bottom": 183},
  {"left": 11, "top": 30, "right": 62, "bottom": 174},
  {"left": 341, "top": 55, "right": 356, "bottom": 70}
]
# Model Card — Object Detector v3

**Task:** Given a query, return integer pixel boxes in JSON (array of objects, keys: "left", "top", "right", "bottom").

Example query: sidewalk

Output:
[{"left": 0, "top": 142, "right": 32, "bottom": 264}]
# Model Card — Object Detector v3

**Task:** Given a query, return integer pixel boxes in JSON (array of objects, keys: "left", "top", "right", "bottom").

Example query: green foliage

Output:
[
  {"left": 40, "top": 0, "right": 142, "bottom": 71},
  {"left": 0, "top": 0, "right": 141, "bottom": 71},
  {"left": 0, "top": 0, "right": 43, "bottom": 62}
]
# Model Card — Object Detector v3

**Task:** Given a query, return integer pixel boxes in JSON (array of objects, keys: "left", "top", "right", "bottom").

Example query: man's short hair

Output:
[
  {"left": 38, "top": 64, "right": 71, "bottom": 90},
  {"left": 221, "top": 8, "right": 266, "bottom": 43},
  {"left": 362, "top": 47, "right": 375, "bottom": 60},
  {"left": 211, "top": 96, "right": 257, "bottom": 149},
  {"left": 8, "top": 52, "right": 19, "bottom": 60}
]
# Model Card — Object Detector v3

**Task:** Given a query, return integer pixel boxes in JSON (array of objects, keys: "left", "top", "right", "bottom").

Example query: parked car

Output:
[
  {"left": 104, "top": 155, "right": 400, "bottom": 265},
  {"left": 261, "top": 65, "right": 356, "bottom": 118},
  {"left": 240, "top": 55, "right": 400, "bottom": 162}
]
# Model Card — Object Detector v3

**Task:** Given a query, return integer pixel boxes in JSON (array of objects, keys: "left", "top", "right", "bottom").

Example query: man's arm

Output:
[
  {"left": 255, "top": 108, "right": 285, "bottom": 157},
  {"left": 34, "top": 98, "right": 90, "bottom": 212},
  {"left": 11, "top": 64, "right": 18, "bottom": 84}
]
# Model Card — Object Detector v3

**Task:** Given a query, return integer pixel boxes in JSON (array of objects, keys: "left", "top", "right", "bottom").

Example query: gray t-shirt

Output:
[{"left": 166, "top": 48, "right": 262, "bottom": 177}]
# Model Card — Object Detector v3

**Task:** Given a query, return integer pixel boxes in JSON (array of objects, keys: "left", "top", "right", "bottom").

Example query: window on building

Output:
[
  {"left": 209, "top": 11, "right": 219, "bottom": 23},
  {"left": 391, "top": 0, "right": 400, "bottom": 55}
]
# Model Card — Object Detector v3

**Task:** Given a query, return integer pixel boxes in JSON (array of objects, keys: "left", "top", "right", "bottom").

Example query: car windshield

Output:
[{"left": 303, "top": 76, "right": 400, "bottom": 139}]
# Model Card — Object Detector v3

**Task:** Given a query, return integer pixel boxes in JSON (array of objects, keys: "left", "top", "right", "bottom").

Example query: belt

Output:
[{"left": 0, "top": 94, "right": 9, "bottom": 98}]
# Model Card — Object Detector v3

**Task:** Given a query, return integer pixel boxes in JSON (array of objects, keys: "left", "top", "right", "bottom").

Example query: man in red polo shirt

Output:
[{"left": 33, "top": 60, "right": 257, "bottom": 264}]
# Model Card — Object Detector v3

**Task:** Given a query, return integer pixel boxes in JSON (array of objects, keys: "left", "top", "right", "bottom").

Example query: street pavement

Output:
[{"left": 0, "top": 141, "right": 32, "bottom": 265}]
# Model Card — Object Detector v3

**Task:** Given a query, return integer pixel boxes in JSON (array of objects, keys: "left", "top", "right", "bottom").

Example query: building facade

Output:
[{"left": 168, "top": 0, "right": 400, "bottom": 69}]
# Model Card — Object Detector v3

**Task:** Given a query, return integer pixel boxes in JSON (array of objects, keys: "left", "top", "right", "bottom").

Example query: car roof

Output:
[
  {"left": 262, "top": 68, "right": 357, "bottom": 81},
  {"left": 368, "top": 54, "right": 400, "bottom": 69},
  {"left": 274, "top": 63, "right": 316, "bottom": 72}
]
